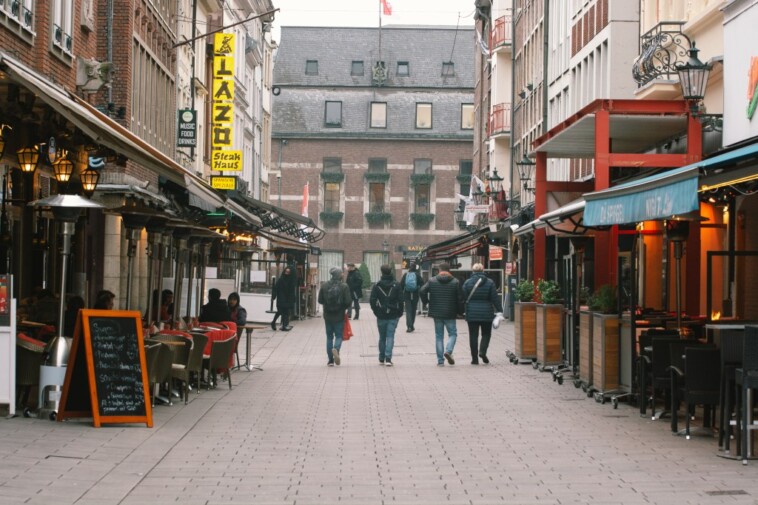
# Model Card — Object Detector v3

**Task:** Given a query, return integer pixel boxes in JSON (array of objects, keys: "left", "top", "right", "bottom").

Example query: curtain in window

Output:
[
  {"left": 363, "top": 253, "right": 387, "bottom": 288},
  {"left": 318, "top": 251, "right": 344, "bottom": 285}
]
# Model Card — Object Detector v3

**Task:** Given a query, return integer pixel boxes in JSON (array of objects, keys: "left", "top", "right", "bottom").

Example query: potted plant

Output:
[
  {"left": 511, "top": 280, "right": 537, "bottom": 364},
  {"left": 534, "top": 279, "right": 563, "bottom": 371},
  {"left": 588, "top": 285, "right": 620, "bottom": 396}
]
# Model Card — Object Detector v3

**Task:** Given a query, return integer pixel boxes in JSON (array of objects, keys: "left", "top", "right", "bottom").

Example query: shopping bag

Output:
[
  {"left": 492, "top": 312, "right": 505, "bottom": 330},
  {"left": 343, "top": 313, "right": 353, "bottom": 341}
]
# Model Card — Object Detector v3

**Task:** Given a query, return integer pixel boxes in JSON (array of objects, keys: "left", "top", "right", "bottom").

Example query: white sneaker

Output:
[
  {"left": 385, "top": 361, "right": 393, "bottom": 367},
  {"left": 332, "top": 348, "right": 341, "bottom": 366}
]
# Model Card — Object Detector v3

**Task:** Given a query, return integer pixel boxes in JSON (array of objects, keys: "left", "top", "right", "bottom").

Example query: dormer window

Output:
[
  {"left": 442, "top": 62, "right": 455, "bottom": 76},
  {"left": 397, "top": 61, "right": 409, "bottom": 76},
  {"left": 305, "top": 59, "right": 318, "bottom": 75},
  {"left": 351, "top": 60, "right": 364, "bottom": 76}
]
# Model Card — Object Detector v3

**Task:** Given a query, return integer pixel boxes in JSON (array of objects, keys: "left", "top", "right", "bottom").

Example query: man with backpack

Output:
[
  {"left": 400, "top": 261, "right": 422, "bottom": 333},
  {"left": 346, "top": 263, "right": 363, "bottom": 320},
  {"left": 318, "top": 267, "right": 352, "bottom": 366},
  {"left": 369, "top": 264, "right": 404, "bottom": 366}
]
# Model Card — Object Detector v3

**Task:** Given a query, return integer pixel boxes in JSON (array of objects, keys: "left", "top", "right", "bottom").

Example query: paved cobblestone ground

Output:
[{"left": 1, "top": 309, "right": 757, "bottom": 504}]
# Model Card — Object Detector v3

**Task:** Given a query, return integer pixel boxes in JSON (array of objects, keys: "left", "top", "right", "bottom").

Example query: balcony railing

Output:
[
  {"left": 491, "top": 13, "right": 512, "bottom": 49},
  {"left": 632, "top": 21, "right": 692, "bottom": 87},
  {"left": 489, "top": 103, "right": 511, "bottom": 137}
]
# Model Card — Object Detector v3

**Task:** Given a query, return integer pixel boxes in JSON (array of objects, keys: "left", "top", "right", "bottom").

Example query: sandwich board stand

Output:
[{"left": 58, "top": 309, "right": 152, "bottom": 427}]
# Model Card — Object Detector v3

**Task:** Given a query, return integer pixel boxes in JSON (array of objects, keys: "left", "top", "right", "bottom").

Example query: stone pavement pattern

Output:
[{"left": 1, "top": 310, "right": 757, "bottom": 504}]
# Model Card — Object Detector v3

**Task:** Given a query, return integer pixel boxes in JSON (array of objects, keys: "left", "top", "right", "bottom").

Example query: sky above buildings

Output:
[{"left": 271, "top": 0, "right": 476, "bottom": 42}]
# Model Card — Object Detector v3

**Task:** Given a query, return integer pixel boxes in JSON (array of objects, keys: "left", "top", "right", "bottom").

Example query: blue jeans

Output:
[
  {"left": 377, "top": 318, "right": 399, "bottom": 362},
  {"left": 325, "top": 319, "right": 344, "bottom": 362},
  {"left": 434, "top": 318, "right": 458, "bottom": 364}
]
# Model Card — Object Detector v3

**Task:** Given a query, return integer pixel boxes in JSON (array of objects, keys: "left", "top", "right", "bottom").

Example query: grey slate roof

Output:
[{"left": 273, "top": 26, "right": 475, "bottom": 138}]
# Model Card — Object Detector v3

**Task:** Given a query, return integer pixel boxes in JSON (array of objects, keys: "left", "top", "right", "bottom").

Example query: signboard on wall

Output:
[
  {"left": 212, "top": 33, "right": 238, "bottom": 167},
  {"left": 489, "top": 247, "right": 503, "bottom": 261},
  {"left": 177, "top": 109, "right": 197, "bottom": 147},
  {"left": 210, "top": 175, "right": 238, "bottom": 191}
]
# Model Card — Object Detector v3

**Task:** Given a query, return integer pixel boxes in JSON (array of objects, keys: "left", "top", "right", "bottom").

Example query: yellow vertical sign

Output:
[{"left": 212, "top": 33, "right": 241, "bottom": 172}]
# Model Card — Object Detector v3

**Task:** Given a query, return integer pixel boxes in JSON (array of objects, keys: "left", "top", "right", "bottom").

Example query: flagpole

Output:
[{"left": 378, "top": 0, "right": 382, "bottom": 64}]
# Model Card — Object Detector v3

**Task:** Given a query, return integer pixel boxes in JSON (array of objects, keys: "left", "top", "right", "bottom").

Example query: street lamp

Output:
[
  {"left": 676, "top": 41, "right": 712, "bottom": 113},
  {"left": 52, "top": 157, "right": 74, "bottom": 185},
  {"left": 16, "top": 145, "right": 40, "bottom": 173},
  {"left": 516, "top": 154, "right": 536, "bottom": 194}
]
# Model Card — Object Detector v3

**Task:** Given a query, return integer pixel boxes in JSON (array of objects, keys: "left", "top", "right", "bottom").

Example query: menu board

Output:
[{"left": 58, "top": 310, "right": 152, "bottom": 427}]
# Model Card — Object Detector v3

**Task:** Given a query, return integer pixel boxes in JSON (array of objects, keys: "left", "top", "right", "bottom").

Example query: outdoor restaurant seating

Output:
[
  {"left": 171, "top": 332, "right": 208, "bottom": 404},
  {"left": 717, "top": 329, "right": 744, "bottom": 452},
  {"left": 670, "top": 346, "right": 721, "bottom": 438},
  {"left": 146, "top": 342, "right": 174, "bottom": 406},
  {"left": 641, "top": 336, "right": 681, "bottom": 419},
  {"left": 204, "top": 336, "right": 236, "bottom": 390},
  {"left": 636, "top": 330, "right": 679, "bottom": 415},
  {"left": 16, "top": 333, "right": 45, "bottom": 410},
  {"left": 144, "top": 343, "right": 162, "bottom": 406},
  {"left": 735, "top": 325, "right": 758, "bottom": 464}
]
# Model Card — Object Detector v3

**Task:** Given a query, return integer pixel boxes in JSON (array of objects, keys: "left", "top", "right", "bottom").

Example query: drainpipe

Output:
[{"left": 106, "top": 0, "right": 113, "bottom": 103}]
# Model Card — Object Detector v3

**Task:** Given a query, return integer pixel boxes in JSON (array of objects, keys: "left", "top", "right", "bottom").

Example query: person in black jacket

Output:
[
  {"left": 318, "top": 267, "right": 352, "bottom": 366},
  {"left": 419, "top": 262, "right": 463, "bottom": 366},
  {"left": 346, "top": 263, "right": 363, "bottom": 319},
  {"left": 400, "top": 262, "right": 422, "bottom": 333},
  {"left": 370, "top": 264, "right": 404, "bottom": 366},
  {"left": 199, "top": 288, "right": 231, "bottom": 323},
  {"left": 462, "top": 263, "right": 503, "bottom": 364},
  {"left": 271, "top": 266, "right": 297, "bottom": 331}
]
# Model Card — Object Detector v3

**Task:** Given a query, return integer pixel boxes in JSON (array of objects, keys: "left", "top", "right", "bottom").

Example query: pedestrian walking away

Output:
[
  {"left": 346, "top": 263, "right": 363, "bottom": 319},
  {"left": 400, "top": 261, "right": 422, "bottom": 333},
  {"left": 370, "top": 264, "right": 404, "bottom": 366},
  {"left": 271, "top": 266, "right": 297, "bottom": 331},
  {"left": 462, "top": 263, "right": 503, "bottom": 364},
  {"left": 419, "top": 262, "right": 463, "bottom": 366},
  {"left": 318, "top": 267, "right": 352, "bottom": 366}
]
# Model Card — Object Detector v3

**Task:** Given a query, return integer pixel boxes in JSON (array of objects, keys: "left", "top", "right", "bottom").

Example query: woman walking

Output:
[
  {"left": 462, "top": 263, "right": 503, "bottom": 364},
  {"left": 271, "top": 266, "right": 297, "bottom": 331}
]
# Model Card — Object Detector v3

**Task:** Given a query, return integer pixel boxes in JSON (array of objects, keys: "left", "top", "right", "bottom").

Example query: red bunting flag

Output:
[{"left": 381, "top": 0, "right": 392, "bottom": 16}]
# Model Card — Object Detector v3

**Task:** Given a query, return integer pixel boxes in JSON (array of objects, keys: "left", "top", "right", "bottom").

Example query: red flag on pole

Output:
[
  {"left": 301, "top": 182, "right": 309, "bottom": 217},
  {"left": 381, "top": 0, "right": 392, "bottom": 16}
]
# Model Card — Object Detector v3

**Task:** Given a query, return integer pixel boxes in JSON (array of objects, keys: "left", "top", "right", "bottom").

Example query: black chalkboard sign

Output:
[{"left": 58, "top": 310, "right": 153, "bottom": 427}]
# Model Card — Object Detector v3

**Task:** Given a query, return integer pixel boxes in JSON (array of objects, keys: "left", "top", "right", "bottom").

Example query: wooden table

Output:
[{"left": 237, "top": 324, "right": 266, "bottom": 372}]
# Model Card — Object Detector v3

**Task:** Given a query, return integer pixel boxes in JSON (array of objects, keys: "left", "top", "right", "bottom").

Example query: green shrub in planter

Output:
[
  {"left": 536, "top": 279, "right": 561, "bottom": 304},
  {"left": 589, "top": 284, "right": 617, "bottom": 314},
  {"left": 514, "top": 280, "right": 535, "bottom": 302}
]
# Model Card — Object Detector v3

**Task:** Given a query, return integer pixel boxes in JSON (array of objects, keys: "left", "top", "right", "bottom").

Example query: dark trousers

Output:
[
  {"left": 347, "top": 293, "right": 360, "bottom": 318},
  {"left": 467, "top": 321, "right": 492, "bottom": 362},
  {"left": 272, "top": 309, "right": 290, "bottom": 328},
  {"left": 405, "top": 296, "right": 419, "bottom": 329}
]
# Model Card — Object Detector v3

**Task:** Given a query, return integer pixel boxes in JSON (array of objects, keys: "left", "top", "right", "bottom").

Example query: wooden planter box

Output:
[
  {"left": 592, "top": 313, "right": 620, "bottom": 393},
  {"left": 579, "top": 311, "right": 593, "bottom": 385},
  {"left": 536, "top": 304, "right": 563, "bottom": 366},
  {"left": 514, "top": 302, "right": 537, "bottom": 359}
]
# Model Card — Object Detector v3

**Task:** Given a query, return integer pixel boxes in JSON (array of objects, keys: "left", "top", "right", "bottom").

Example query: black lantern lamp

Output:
[
  {"left": 486, "top": 168, "right": 504, "bottom": 196},
  {"left": 80, "top": 169, "right": 100, "bottom": 197},
  {"left": 52, "top": 156, "right": 74, "bottom": 185},
  {"left": 17, "top": 145, "right": 40, "bottom": 173},
  {"left": 516, "top": 154, "right": 536, "bottom": 193},
  {"left": 676, "top": 41, "right": 712, "bottom": 114}
]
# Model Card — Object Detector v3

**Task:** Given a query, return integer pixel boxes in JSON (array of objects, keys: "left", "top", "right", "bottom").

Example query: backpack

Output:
[
  {"left": 405, "top": 272, "right": 418, "bottom": 292},
  {"left": 376, "top": 283, "right": 401, "bottom": 315},
  {"left": 324, "top": 282, "right": 343, "bottom": 311}
]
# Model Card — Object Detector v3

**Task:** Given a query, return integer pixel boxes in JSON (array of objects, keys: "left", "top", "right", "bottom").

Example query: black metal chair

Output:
[
  {"left": 735, "top": 326, "right": 758, "bottom": 464},
  {"left": 670, "top": 345, "right": 721, "bottom": 438},
  {"left": 637, "top": 331, "right": 679, "bottom": 416},
  {"left": 717, "top": 329, "right": 744, "bottom": 452},
  {"left": 641, "top": 337, "right": 681, "bottom": 419}
]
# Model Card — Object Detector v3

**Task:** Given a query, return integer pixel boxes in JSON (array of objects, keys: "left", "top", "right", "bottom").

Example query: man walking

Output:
[
  {"left": 420, "top": 263, "right": 463, "bottom": 366},
  {"left": 346, "top": 263, "right": 363, "bottom": 320},
  {"left": 271, "top": 266, "right": 297, "bottom": 331},
  {"left": 400, "top": 262, "right": 422, "bottom": 332},
  {"left": 369, "top": 264, "right": 404, "bottom": 366},
  {"left": 318, "top": 267, "right": 352, "bottom": 366}
]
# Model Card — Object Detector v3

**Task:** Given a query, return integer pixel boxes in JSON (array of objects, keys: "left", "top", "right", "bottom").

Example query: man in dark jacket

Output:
[
  {"left": 462, "top": 263, "right": 503, "bottom": 364},
  {"left": 271, "top": 266, "right": 297, "bottom": 331},
  {"left": 420, "top": 262, "right": 463, "bottom": 366},
  {"left": 400, "top": 262, "right": 422, "bottom": 333},
  {"left": 318, "top": 267, "right": 352, "bottom": 366},
  {"left": 370, "top": 264, "right": 404, "bottom": 366},
  {"left": 199, "top": 288, "right": 231, "bottom": 323},
  {"left": 346, "top": 263, "right": 363, "bottom": 319}
]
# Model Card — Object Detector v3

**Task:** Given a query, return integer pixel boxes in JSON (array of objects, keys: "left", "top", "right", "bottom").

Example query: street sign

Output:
[
  {"left": 210, "top": 175, "right": 237, "bottom": 190},
  {"left": 177, "top": 109, "right": 197, "bottom": 147},
  {"left": 489, "top": 247, "right": 503, "bottom": 261}
]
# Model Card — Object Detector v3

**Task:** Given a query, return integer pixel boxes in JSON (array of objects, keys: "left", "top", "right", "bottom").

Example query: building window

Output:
[
  {"left": 461, "top": 104, "right": 474, "bottom": 130},
  {"left": 414, "top": 158, "right": 432, "bottom": 175},
  {"left": 325, "top": 101, "right": 342, "bottom": 127},
  {"left": 324, "top": 182, "right": 341, "bottom": 211},
  {"left": 369, "top": 183, "right": 386, "bottom": 212},
  {"left": 305, "top": 59, "right": 318, "bottom": 75},
  {"left": 442, "top": 62, "right": 455, "bottom": 76},
  {"left": 415, "top": 103, "right": 432, "bottom": 129},
  {"left": 368, "top": 158, "right": 387, "bottom": 173},
  {"left": 323, "top": 157, "right": 342, "bottom": 173},
  {"left": 1, "top": 0, "right": 35, "bottom": 38},
  {"left": 370, "top": 102, "right": 387, "bottom": 128},
  {"left": 459, "top": 159, "right": 473, "bottom": 176},
  {"left": 351, "top": 60, "right": 364, "bottom": 76},
  {"left": 52, "top": 0, "right": 73, "bottom": 55},
  {"left": 364, "top": 252, "right": 389, "bottom": 284},
  {"left": 397, "top": 61, "right": 409, "bottom": 76},
  {"left": 459, "top": 160, "right": 472, "bottom": 207},
  {"left": 415, "top": 184, "right": 431, "bottom": 213}
]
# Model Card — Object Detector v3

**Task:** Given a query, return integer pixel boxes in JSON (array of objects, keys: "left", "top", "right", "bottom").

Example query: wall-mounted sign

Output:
[
  {"left": 211, "top": 150, "right": 242, "bottom": 171},
  {"left": 309, "top": 246, "right": 321, "bottom": 256},
  {"left": 177, "top": 109, "right": 197, "bottom": 147},
  {"left": 464, "top": 204, "right": 491, "bottom": 213},
  {"left": 489, "top": 247, "right": 503, "bottom": 261},
  {"left": 748, "top": 56, "right": 758, "bottom": 120},
  {"left": 212, "top": 32, "right": 238, "bottom": 168},
  {"left": 210, "top": 175, "right": 238, "bottom": 191}
]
